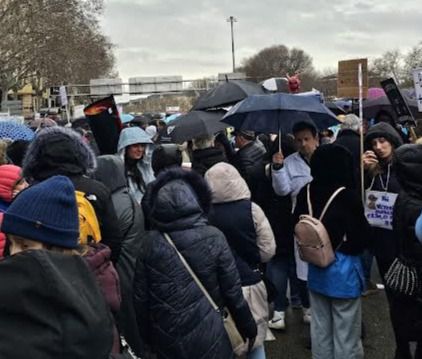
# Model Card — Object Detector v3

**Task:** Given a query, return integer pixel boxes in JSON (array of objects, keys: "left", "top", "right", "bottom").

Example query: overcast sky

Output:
[{"left": 101, "top": 0, "right": 421, "bottom": 81}]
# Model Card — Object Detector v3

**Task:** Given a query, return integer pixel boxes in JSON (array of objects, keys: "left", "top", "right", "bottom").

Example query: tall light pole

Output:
[{"left": 226, "top": 16, "right": 237, "bottom": 73}]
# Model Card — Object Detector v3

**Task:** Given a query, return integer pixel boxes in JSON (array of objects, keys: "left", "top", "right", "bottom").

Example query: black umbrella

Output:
[
  {"left": 192, "top": 80, "right": 265, "bottom": 110},
  {"left": 355, "top": 95, "right": 421, "bottom": 120},
  {"left": 168, "top": 110, "right": 228, "bottom": 143},
  {"left": 325, "top": 101, "right": 346, "bottom": 115}
]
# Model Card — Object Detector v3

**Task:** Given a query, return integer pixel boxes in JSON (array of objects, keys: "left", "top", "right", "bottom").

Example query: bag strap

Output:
[
  {"left": 306, "top": 184, "right": 313, "bottom": 217},
  {"left": 320, "top": 187, "right": 346, "bottom": 221},
  {"left": 163, "top": 233, "right": 219, "bottom": 312}
]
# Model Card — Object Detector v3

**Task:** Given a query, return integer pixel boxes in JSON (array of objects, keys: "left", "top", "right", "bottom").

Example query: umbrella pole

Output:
[{"left": 278, "top": 128, "right": 281, "bottom": 152}]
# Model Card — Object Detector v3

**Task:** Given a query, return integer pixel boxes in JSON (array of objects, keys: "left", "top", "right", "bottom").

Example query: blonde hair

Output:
[{"left": 192, "top": 136, "right": 214, "bottom": 150}]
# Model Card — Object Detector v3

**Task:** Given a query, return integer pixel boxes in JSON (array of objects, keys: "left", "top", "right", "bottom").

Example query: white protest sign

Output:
[
  {"left": 364, "top": 190, "right": 398, "bottom": 230},
  {"left": 59, "top": 86, "right": 68, "bottom": 106},
  {"left": 412, "top": 68, "right": 422, "bottom": 112}
]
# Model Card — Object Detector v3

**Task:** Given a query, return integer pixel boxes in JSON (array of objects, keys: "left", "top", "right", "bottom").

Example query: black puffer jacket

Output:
[
  {"left": 0, "top": 250, "right": 113, "bottom": 359},
  {"left": 95, "top": 155, "right": 145, "bottom": 357},
  {"left": 133, "top": 168, "right": 256, "bottom": 359}
]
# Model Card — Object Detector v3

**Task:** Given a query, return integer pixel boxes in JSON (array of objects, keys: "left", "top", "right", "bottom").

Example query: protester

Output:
[
  {"left": 117, "top": 127, "right": 155, "bottom": 204},
  {"left": 362, "top": 122, "right": 404, "bottom": 357},
  {"left": 390, "top": 144, "right": 422, "bottom": 359},
  {"left": 191, "top": 135, "right": 227, "bottom": 176},
  {"left": 205, "top": 162, "right": 276, "bottom": 358},
  {"left": 362, "top": 122, "right": 403, "bottom": 282},
  {"left": 22, "top": 127, "right": 123, "bottom": 263},
  {"left": 294, "top": 144, "right": 369, "bottom": 359},
  {"left": 271, "top": 120, "right": 320, "bottom": 324},
  {"left": 0, "top": 176, "right": 114, "bottom": 359},
  {"left": 134, "top": 168, "right": 257, "bottom": 359},
  {"left": 231, "top": 129, "right": 266, "bottom": 184},
  {"left": 248, "top": 136, "right": 301, "bottom": 331}
]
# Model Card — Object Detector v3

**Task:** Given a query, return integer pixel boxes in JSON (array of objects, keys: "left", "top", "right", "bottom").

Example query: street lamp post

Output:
[{"left": 226, "top": 16, "right": 237, "bottom": 73}]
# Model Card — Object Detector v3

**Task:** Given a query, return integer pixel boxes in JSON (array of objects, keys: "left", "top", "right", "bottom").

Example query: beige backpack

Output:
[{"left": 294, "top": 185, "right": 345, "bottom": 268}]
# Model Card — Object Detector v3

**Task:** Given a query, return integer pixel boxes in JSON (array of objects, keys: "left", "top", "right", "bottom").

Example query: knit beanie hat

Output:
[{"left": 1, "top": 176, "right": 79, "bottom": 248}]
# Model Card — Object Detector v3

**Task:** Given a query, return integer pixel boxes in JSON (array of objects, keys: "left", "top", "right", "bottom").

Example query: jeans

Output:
[
  {"left": 266, "top": 255, "right": 301, "bottom": 311},
  {"left": 248, "top": 345, "right": 266, "bottom": 359},
  {"left": 309, "top": 290, "right": 364, "bottom": 359}
]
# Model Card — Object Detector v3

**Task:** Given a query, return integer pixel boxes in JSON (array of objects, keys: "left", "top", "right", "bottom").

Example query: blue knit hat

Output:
[{"left": 1, "top": 176, "right": 79, "bottom": 248}]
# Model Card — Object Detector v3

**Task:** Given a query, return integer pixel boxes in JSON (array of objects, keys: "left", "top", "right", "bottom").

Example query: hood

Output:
[
  {"left": 0, "top": 165, "right": 22, "bottom": 202},
  {"left": 94, "top": 155, "right": 127, "bottom": 193},
  {"left": 22, "top": 127, "right": 96, "bottom": 182},
  {"left": 146, "top": 168, "right": 211, "bottom": 231},
  {"left": 310, "top": 144, "right": 355, "bottom": 188},
  {"left": 364, "top": 122, "right": 403, "bottom": 150},
  {"left": 395, "top": 144, "right": 422, "bottom": 197},
  {"left": 117, "top": 127, "right": 153, "bottom": 153},
  {"left": 204, "top": 162, "right": 250, "bottom": 203}
]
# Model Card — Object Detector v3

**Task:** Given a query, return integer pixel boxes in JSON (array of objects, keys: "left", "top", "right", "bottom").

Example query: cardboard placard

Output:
[{"left": 337, "top": 59, "right": 368, "bottom": 98}]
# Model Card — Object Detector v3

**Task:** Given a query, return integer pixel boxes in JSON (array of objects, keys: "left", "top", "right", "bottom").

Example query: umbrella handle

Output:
[{"left": 278, "top": 129, "right": 281, "bottom": 153}]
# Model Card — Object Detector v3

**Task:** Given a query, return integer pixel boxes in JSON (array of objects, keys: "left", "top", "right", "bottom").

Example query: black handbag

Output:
[{"left": 385, "top": 257, "right": 420, "bottom": 298}]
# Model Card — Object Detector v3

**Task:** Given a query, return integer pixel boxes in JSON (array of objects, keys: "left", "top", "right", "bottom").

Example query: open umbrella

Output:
[
  {"left": 222, "top": 93, "right": 339, "bottom": 135},
  {"left": 0, "top": 121, "right": 34, "bottom": 141},
  {"left": 355, "top": 95, "right": 421, "bottom": 120},
  {"left": 191, "top": 80, "right": 265, "bottom": 110},
  {"left": 167, "top": 110, "right": 228, "bottom": 143}
]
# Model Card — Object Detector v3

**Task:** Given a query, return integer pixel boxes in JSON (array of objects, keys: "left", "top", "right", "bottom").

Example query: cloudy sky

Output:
[{"left": 101, "top": 0, "right": 421, "bottom": 81}]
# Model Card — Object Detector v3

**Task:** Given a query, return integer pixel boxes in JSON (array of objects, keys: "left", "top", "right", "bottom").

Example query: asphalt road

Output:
[{"left": 265, "top": 288, "right": 395, "bottom": 358}]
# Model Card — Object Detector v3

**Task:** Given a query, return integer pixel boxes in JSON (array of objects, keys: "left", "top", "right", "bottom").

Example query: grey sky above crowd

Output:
[{"left": 101, "top": 0, "right": 421, "bottom": 80}]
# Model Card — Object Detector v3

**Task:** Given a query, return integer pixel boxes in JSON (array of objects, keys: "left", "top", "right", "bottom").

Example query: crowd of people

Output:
[{"left": 0, "top": 109, "right": 421, "bottom": 359}]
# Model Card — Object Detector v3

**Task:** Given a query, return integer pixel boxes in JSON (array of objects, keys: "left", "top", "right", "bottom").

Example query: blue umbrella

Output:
[
  {"left": 222, "top": 93, "right": 339, "bottom": 134},
  {"left": 121, "top": 113, "right": 135, "bottom": 124},
  {"left": 0, "top": 121, "right": 34, "bottom": 141}
]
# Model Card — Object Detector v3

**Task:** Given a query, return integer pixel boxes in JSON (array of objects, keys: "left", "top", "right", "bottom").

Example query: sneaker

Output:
[
  {"left": 303, "top": 308, "right": 311, "bottom": 324},
  {"left": 268, "top": 310, "right": 286, "bottom": 330}
]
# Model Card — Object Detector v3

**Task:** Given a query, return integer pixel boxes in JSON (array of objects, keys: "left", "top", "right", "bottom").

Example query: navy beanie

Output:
[{"left": 1, "top": 176, "right": 79, "bottom": 249}]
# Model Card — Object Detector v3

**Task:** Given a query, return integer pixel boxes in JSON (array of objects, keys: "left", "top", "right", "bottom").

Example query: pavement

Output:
[{"left": 266, "top": 287, "right": 395, "bottom": 358}]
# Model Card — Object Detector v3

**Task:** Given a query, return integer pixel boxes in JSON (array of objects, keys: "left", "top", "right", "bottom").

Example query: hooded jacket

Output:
[
  {"left": 295, "top": 144, "right": 370, "bottom": 298},
  {"left": 94, "top": 155, "right": 145, "bottom": 356},
  {"left": 117, "top": 127, "right": 155, "bottom": 203},
  {"left": 133, "top": 168, "right": 257, "bottom": 359},
  {"left": 0, "top": 250, "right": 113, "bottom": 359},
  {"left": 22, "top": 127, "right": 123, "bottom": 263},
  {"left": 205, "top": 163, "right": 275, "bottom": 354},
  {"left": 364, "top": 122, "right": 403, "bottom": 150},
  {"left": 0, "top": 165, "right": 22, "bottom": 257}
]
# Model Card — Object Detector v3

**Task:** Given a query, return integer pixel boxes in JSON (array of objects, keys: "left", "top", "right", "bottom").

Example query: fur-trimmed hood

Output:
[
  {"left": 145, "top": 168, "right": 212, "bottom": 231},
  {"left": 22, "top": 127, "right": 97, "bottom": 182}
]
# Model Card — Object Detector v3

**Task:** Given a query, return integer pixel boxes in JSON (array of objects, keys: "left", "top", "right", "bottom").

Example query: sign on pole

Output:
[
  {"left": 412, "top": 68, "right": 422, "bottom": 112},
  {"left": 380, "top": 78, "right": 413, "bottom": 119},
  {"left": 59, "top": 86, "right": 68, "bottom": 106},
  {"left": 337, "top": 58, "right": 368, "bottom": 98},
  {"left": 90, "top": 78, "right": 123, "bottom": 96}
]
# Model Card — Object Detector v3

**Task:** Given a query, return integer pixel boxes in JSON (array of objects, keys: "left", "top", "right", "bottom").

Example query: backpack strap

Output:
[
  {"left": 306, "top": 184, "right": 313, "bottom": 217},
  {"left": 319, "top": 187, "right": 346, "bottom": 221}
]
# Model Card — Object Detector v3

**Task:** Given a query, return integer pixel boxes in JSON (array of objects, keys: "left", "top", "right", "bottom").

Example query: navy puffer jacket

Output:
[{"left": 133, "top": 168, "right": 257, "bottom": 359}]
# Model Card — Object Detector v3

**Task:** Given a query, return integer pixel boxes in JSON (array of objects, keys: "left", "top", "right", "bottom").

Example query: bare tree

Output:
[
  {"left": 0, "top": 0, "right": 115, "bottom": 103},
  {"left": 370, "top": 50, "right": 404, "bottom": 84},
  {"left": 239, "top": 44, "right": 315, "bottom": 83},
  {"left": 403, "top": 41, "right": 422, "bottom": 87}
]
